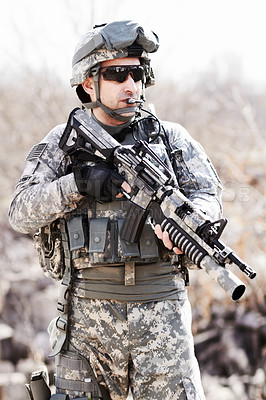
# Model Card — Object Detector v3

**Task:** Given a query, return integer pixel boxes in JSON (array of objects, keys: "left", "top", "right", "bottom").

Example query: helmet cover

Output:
[{"left": 71, "top": 20, "right": 159, "bottom": 87}]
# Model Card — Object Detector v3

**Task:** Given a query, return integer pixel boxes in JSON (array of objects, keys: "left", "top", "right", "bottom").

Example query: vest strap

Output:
[{"left": 124, "top": 261, "right": 135, "bottom": 286}]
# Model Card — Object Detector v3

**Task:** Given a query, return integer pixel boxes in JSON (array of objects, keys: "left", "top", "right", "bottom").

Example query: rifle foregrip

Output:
[
  {"left": 161, "top": 217, "right": 246, "bottom": 300},
  {"left": 161, "top": 218, "right": 208, "bottom": 267}
]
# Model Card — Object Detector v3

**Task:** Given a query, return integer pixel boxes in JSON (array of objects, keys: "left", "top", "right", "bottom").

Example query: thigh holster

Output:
[{"left": 55, "top": 350, "right": 111, "bottom": 400}]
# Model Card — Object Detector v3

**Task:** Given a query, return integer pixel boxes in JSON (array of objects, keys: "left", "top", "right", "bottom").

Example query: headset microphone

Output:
[{"left": 126, "top": 99, "right": 144, "bottom": 105}]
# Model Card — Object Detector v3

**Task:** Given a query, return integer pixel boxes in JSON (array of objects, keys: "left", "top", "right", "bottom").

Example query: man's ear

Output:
[{"left": 82, "top": 77, "right": 95, "bottom": 97}]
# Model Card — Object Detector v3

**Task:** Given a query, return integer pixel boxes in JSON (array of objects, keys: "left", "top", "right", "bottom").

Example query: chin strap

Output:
[{"left": 83, "top": 66, "right": 145, "bottom": 122}]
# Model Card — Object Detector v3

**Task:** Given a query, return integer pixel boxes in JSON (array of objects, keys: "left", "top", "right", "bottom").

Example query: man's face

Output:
[{"left": 82, "top": 57, "right": 142, "bottom": 126}]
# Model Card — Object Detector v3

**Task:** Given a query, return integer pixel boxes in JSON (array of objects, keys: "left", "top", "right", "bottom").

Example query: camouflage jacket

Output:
[{"left": 9, "top": 114, "right": 222, "bottom": 235}]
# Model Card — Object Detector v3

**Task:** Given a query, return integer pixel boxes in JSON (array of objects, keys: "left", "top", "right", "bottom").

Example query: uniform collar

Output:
[{"left": 91, "top": 111, "right": 134, "bottom": 136}]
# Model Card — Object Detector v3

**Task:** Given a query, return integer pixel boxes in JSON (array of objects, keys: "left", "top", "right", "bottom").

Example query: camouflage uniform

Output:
[{"left": 9, "top": 113, "right": 222, "bottom": 400}]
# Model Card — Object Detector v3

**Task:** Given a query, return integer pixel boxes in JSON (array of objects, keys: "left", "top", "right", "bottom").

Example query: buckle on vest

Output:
[{"left": 56, "top": 316, "right": 67, "bottom": 332}]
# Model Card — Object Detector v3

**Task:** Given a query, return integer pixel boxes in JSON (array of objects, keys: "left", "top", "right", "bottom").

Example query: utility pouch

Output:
[
  {"left": 139, "top": 223, "right": 159, "bottom": 259},
  {"left": 67, "top": 215, "right": 87, "bottom": 251},
  {"left": 34, "top": 219, "right": 65, "bottom": 280}
]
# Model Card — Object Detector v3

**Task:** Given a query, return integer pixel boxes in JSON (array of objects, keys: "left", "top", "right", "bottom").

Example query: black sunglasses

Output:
[{"left": 100, "top": 65, "right": 145, "bottom": 83}]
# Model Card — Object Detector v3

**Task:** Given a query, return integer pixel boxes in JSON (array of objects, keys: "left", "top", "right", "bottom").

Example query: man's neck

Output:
[{"left": 91, "top": 111, "right": 134, "bottom": 136}]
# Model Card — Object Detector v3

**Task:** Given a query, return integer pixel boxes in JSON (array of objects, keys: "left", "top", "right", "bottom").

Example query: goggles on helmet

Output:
[{"left": 101, "top": 65, "right": 145, "bottom": 83}]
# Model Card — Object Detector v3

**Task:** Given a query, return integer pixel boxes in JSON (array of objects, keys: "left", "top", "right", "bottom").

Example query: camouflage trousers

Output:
[{"left": 56, "top": 296, "right": 205, "bottom": 400}]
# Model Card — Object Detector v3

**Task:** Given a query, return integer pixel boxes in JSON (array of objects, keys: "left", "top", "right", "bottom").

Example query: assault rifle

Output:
[{"left": 59, "top": 108, "right": 256, "bottom": 301}]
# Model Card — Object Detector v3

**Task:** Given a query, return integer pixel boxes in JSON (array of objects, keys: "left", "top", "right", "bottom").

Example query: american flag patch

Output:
[{"left": 26, "top": 143, "right": 48, "bottom": 161}]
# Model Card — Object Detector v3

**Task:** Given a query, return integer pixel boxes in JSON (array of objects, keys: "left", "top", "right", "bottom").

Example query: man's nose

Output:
[{"left": 123, "top": 73, "right": 138, "bottom": 91}]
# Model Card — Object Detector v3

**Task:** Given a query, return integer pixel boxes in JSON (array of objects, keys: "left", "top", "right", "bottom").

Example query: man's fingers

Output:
[
  {"left": 162, "top": 230, "right": 173, "bottom": 250},
  {"left": 154, "top": 224, "right": 183, "bottom": 254},
  {"left": 121, "top": 181, "right": 131, "bottom": 193},
  {"left": 154, "top": 224, "right": 163, "bottom": 239},
  {"left": 116, "top": 181, "right": 131, "bottom": 198},
  {"left": 173, "top": 247, "right": 183, "bottom": 255}
]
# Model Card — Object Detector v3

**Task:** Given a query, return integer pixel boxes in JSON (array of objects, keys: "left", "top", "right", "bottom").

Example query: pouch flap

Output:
[
  {"left": 67, "top": 216, "right": 85, "bottom": 251},
  {"left": 89, "top": 218, "right": 109, "bottom": 253},
  {"left": 139, "top": 223, "right": 159, "bottom": 259}
]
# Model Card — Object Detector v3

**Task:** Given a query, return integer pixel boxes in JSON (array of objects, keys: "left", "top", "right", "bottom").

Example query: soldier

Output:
[{"left": 9, "top": 20, "right": 223, "bottom": 400}]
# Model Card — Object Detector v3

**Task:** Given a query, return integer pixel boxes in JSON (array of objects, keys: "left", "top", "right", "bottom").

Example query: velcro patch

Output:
[{"left": 26, "top": 143, "right": 47, "bottom": 161}]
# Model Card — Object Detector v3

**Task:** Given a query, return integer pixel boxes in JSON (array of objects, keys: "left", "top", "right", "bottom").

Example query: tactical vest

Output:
[
  {"left": 67, "top": 200, "right": 162, "bottom": 269},
  {"left": 34, "top": 116, "right": 176, "bottom": 280}
]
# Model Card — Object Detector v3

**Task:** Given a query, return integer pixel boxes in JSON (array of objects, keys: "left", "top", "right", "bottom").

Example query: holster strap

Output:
[
  {"left": 56, "top": 353, "right": 85, "bottom": 372},
  {"left": 55, "top": 377, "right": 98, "bottom": 394}
]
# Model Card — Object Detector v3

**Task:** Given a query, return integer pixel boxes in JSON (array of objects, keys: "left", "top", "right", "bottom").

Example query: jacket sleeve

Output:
[
  {"left": 8, "top": 124, "right": 83, "bottom": 234},
  {"left": 163, "top": 121, "right": 223, "bottom": 221}
]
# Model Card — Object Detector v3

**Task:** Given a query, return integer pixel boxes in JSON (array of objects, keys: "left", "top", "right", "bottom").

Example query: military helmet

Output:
[{"left": 71, "top": 20, "right": 159, "bottom": 88}]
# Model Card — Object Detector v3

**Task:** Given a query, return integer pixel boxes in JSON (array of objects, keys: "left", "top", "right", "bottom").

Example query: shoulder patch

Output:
[{"left": 26, "top": 143, "right": 48, "bottom": 161}]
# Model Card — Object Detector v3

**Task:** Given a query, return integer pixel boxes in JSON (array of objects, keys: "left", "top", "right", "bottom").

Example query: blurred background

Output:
[{"left": 0, "top": 0, "right": 265, "bottom": 399}]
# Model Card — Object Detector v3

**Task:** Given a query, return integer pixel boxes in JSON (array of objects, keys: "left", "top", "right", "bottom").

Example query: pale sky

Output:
[{"left": 1, "top": 0, "right": 266, "bottom": 89}]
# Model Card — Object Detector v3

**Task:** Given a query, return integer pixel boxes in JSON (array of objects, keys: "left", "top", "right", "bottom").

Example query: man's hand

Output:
[
  {"left": 74, "top": 162, "right": 130, "bottom": 202},
  {"left": 154, "top": 224, "right": 183, "bottom": 255}
]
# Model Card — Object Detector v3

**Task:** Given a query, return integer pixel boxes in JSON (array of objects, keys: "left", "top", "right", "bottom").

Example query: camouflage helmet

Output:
[{"left": 70, "top": 20, "right": 159, "bottom": 88}]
